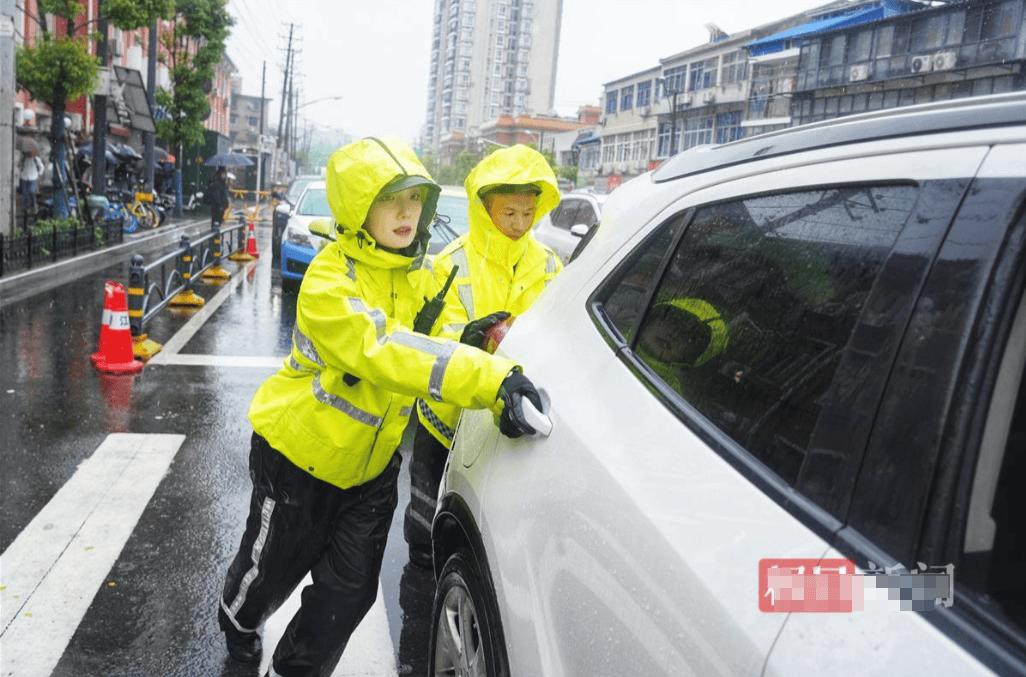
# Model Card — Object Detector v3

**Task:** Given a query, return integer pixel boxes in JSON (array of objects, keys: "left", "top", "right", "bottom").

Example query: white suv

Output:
[{"left": 430, "top": 93, "right": 1026, "bottom": 677}]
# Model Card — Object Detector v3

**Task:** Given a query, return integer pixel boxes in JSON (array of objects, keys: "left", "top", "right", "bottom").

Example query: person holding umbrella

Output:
[
  {"left": 206, "top": 167, "right": 232, "bottom": 228},
  {"left": 19, "top": 147, "right": 45, "bottom": 217}
]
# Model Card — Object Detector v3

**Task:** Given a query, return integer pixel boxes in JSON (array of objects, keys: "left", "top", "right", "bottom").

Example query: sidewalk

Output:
[{"left": 0, "top": 203, "right": 273, "bottom": 308}]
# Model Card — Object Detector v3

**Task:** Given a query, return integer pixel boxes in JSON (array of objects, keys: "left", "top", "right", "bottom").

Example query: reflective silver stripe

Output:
[
  {"left": 223, "top": 496, "right": 277, "bottom": 631},
  {"left": 411, "top": 484, "right": 438, "bottom": 506},
  {"left": 345, "top": 255, "right": 358, "bottom": 282},
  {"left": 399, "top": 405, "right": 412, "bottom": 417},
  {"left": 287, "top": 355, "right": 316, "bottom": 374},
  {"left": 350, "top": 297, "right": 388, "bottom": 343},
  {"left": 449, "top": 247, "right": 469, "bottom": 274},
  {"left": 456, "top": 284, "right": 474, "bottom": 319},
  {"left": 546, "top": 252, "right": 559, "bottom": 274},
  {"left": 312, "top": 375, "right": 383, "bottom": 427},
  {"left": 268, "top": 667, "right": 283, "bottom": 677},
  {"left": 292, "top": 325, "right": 325, "bottom": 367},
  {"left": 419, "top": 398, "right": 456, "bottom": 441},
  {"left": 391, "top": 332, "right": 456, "bottom": 401},
  {"left": 445, "top": 323, "right": 466, "bottom": 334},
  {"left": 409, "top": 507, "right": 433, "bottom": 531}
]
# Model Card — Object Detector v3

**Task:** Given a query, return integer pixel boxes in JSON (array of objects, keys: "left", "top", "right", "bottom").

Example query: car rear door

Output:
[{"left": 766, "top": 142, "right": 1026, "bottom": 675}]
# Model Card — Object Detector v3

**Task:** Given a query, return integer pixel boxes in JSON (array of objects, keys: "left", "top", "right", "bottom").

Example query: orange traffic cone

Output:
[
  {"left": 91, "top": 281, "right": 144, "bottom": 374},
  {"left": 245, "top": 220, "right": 260, "bottom": 257}
]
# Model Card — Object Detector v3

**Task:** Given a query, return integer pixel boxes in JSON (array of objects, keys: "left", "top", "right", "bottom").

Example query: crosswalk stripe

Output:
[
  {"left": 0, "top": 433, "right": 185, "bottom": 677},
  {"left": 259, "top": 576, "right": 398, "bottom": 677}
]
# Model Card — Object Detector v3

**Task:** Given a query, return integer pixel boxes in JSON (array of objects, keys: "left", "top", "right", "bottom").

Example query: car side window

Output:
[
  {"left": 595, "top": 215, "right": 686, "bottom": 345},
  {"left": 961, "top": 289, "right": 1026, "bottom": 637},
  {"left": 633, "top": 185, "right": 917, "bottom": 486}
]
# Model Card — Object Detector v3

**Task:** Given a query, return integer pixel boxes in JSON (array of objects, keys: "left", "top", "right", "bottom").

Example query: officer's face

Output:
[
  {"left": 365, "top": 186, "right": 425, "bottom": 249},
  {"left": 485, "top": 193, "right": 536, "bottom": 241}
]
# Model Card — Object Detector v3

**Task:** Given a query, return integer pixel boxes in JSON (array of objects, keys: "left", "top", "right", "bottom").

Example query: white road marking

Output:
[
  {"left": 259, "top": 575, "right": 398, "bottom": 677},
  {"left": 145, "top": 261, "right": 289, "bottom": 369},
  {"left": 0, "top": 433, "right": 185, "bottom": 677},
  {"left": 146, "top": 261, "right": 250, "bottom": 364}
]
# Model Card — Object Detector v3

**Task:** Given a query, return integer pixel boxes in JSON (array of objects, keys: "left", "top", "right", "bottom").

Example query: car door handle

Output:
[{"left": 522, "top": 398, "right": 552, "bottom": 437}]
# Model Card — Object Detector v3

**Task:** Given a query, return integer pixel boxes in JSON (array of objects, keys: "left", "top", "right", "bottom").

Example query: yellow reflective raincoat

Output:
[
  {"left": 418, "top": 144, "right": 562, "bottom": 447},
  {"left": 248, "top": 136, "right": 517, "bottom": 489}
]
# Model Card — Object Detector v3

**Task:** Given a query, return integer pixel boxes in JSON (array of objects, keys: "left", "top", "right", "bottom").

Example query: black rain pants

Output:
[
  {"left": 220, "top": 432, "right": 400, "bottom": 677},
  {"left": 403, "top": 418, "right": 449, "bottom": 551}
]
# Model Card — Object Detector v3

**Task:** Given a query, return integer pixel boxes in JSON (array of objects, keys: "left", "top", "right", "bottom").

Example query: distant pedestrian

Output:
[
  {"left": 19, "top": 150, "right": 45, "bottom": 216},
  {"left": 206, "top": 167, "right": 231, "bottom": 228}
]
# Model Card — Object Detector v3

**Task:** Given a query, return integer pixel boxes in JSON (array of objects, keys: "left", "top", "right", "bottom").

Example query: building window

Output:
[
  {"left": 715, "top": 111, "right": 743, "bottom": 144},
  {"left": 602, "top": 139, "right": 615, "bottom": 163},
  {"left": 689, "top": 57, "right": 718, "bottom": 91},
  {"left": 620, "top": 85, "right": 634, "bottom": 111},
  {"left": 606, "top": 90, "right": 618, "bottom": 114},
  {"left": 663, "top": 65, "right": 686, "bottom": 94},
  {"left": 657, "top": 122, "right": 672, "bottom": 157},
  {"left": 636, "top": 80, "right": 652, "bottom": 107},
  {"left": 681, "top": 115, "right": 713, "bottom": 150},
  {"left": 721, "top": 51, "right": 746, "bottom": 84}
]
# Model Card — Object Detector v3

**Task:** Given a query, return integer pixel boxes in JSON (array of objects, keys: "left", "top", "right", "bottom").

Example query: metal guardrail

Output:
[
  {"left": 0, "top": 218, "right": 125, "bottom": 278},
  {"left": 126, "top": 217, "right": 248, "bottom": 341}
]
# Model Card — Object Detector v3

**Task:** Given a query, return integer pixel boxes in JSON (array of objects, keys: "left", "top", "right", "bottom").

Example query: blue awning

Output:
[
  {"left": 572, "top": 134, "right": 601, "bottom": 146},
  {"left": 746, "top": 6, "right": 884, "bottom": 56}
]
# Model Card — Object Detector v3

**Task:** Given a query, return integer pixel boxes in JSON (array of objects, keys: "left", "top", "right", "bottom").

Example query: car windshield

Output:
[
  {"left": 296, "top": 188, "right": 331, "bottom": 217},
  {"left": 435, "top": 194, "right": 469, "bottom": 236},
  {"left": 286, "top": 178, "right": 317, "bottom": 204}
]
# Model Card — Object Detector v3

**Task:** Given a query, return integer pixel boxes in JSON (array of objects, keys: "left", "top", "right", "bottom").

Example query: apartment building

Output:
[
  {"left": 583, "top": 0, "right": 1025, "bottom": 193},
  {"left": 424, "top": 0, "right": 564, "bottom": 153}
]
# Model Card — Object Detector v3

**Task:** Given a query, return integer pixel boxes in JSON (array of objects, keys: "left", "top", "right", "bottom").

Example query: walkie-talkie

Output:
[
  {"left": 342, "top": 265, "right": 460, "bottom": 388},
  {"left": 413, "top": 264, "right": 459, "bottom": 335}
]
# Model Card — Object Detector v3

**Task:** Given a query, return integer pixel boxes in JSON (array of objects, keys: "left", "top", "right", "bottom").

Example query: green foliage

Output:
[
  {"left": 29, "top": 216, "right": 105, "bottom": 249},
  {"left": 155, "top": 0, "right": 232, "bottom": 163},
  {"left": 16, "top": 36, "right": 99, "bottom": 104},
  {"left": 103, "top": 0, "right": 175, "bottom": 29}
]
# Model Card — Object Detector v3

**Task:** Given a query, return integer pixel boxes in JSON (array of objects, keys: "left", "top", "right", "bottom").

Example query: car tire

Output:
[{"left": 430, "top": 548, "right": 509, "bottom": 677}]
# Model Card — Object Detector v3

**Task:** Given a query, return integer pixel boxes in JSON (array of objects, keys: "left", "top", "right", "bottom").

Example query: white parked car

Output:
[
  {"left": 533, "top": 191, "right": 605, "bottom": 264},
  {"left": 430, "top": 93, "right": 1026, "bottom": 677}
]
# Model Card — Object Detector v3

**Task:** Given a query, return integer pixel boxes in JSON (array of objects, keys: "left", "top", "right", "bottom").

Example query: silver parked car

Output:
[
  {"left": 532, "top": 191, "right": 606, "bottom": 265},
  {"left": 430, "top": 93, "right": 1026, "bottom": 677}
]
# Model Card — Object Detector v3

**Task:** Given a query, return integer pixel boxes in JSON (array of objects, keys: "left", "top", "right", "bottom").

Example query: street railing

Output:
[
  {"left": 0, "top": 218, "right": 125, "bottom": 278},
  {"left": 126, "top": 218, "right": 247, "bottom": 342}
]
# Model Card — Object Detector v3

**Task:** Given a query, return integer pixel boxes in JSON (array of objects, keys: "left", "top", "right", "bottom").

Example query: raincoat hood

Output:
[
  {"left": 325, "top": 136, "right": 440, "bottom": 269},
  {"left": 464, "top": 145, "right": 560, "bottom": 268}
]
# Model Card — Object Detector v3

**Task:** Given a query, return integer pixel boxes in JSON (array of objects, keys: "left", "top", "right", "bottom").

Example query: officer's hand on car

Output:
[
  {"left": 497, "top": 368, "right": 542, "bottom": 438},
  {"left": 460, "top": 311, "right": 511, "bottom": 350}
]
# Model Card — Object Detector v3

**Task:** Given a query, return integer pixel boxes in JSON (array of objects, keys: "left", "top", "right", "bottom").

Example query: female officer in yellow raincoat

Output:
[
  {"left": 218, "top": 136, "right": 542, "bottom": 675},
  {"left": 404, "top": 144, "right": 562, "bottom": 564}
]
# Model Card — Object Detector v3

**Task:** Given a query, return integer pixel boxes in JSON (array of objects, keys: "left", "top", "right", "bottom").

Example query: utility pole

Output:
[
  {"left": 271, "top": 23, "right": 293, "bottom": 186},
  {"left": 91, "top": 13, "right": 108, "bottom": 196},
  {"left": 256, "top": 61, "right": 265, "bottom": 196},
  {"left": 142, "top": 20, "right": 158, "bottom": 191},
  {"left": 1, "top": 0, "right": 15, "bottom": 236}
]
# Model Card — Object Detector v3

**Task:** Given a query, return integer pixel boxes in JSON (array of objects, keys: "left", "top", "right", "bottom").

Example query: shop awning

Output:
[{"left": 746, "top": 6, "right": 883, "bottom": 57}]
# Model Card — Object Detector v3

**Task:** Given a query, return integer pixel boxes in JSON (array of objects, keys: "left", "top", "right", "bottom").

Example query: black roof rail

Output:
[{"left": 652, "top": 92, "right": 1026, "bottom": 184}]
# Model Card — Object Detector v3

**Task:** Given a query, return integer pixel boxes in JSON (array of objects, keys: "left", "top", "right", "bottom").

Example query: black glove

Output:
[
  {"left": 497, "top": 369, "right": 542, "bottom": 438},
  {"left": 460, "top": 311, "right": 511, "bottom": 350}
]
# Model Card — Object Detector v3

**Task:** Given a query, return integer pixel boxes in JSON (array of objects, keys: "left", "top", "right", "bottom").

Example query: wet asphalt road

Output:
[{"left": 0, "top": 223, "right": 435, "bottom": 676}]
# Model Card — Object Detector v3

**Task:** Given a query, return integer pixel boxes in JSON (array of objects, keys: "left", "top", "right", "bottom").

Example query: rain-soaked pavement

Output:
[{"left": 0, "top": 223, "right": 435, "bottom": 676}]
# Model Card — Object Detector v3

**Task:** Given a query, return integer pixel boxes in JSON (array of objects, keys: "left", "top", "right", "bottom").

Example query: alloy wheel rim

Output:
[{"left": 434, "top": 584, "right": 487, "bottom": 677}]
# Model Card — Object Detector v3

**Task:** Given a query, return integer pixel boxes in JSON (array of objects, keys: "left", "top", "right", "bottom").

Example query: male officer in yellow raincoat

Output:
[
  {"left": 218, "top": 136, "right": 542, "bottom": 675},
  {"left": 404, "top": 144, "right": 562, "bottom": 565}
]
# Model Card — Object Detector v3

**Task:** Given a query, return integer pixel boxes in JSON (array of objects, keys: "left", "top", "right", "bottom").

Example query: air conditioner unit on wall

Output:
[
  {"left": 910, "top": 54, "right": 933, "bottom": 73},
  {"left": 933, "top": 51, "right": 957, "bottom": 71},
  {"left": 850, "top": 65, "right": 870, "bottom": 82},
  {"left": 701, "top": 90, "right": 715, "bottom": 104}
]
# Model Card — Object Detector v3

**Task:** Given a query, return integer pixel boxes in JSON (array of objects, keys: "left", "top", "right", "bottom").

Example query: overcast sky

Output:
[{"left": 224, "top": 0, "right": 839, "bottom": 142}]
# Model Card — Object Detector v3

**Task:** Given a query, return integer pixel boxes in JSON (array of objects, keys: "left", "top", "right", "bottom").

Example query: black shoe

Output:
[
  {"left": 409, "top": 544, "right": 433, "bottom": 570},
  {"left": 219, "top": 608, "right": 262, "bottom": 663}
]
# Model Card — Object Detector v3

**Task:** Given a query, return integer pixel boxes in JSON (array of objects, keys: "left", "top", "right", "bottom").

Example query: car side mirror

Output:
[
  {"left": 308, "top": 219, "right": 336, "bottom": 241},
  {"left": 570, "top": 223, "right": 590, "bottom": 237},
  {"left": 274, "top": 203, "right": 291, "bottom": 215}
]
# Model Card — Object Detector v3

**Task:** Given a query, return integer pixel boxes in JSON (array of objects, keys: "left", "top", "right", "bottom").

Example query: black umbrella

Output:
[
  {"left": 78, "top": 144, "right": 119, "bottom": 165},
  {"left": 205, "top": 151, "right": 255, "bottom": 167}
]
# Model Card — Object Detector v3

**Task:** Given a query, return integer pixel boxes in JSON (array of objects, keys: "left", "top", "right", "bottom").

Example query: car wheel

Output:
[{"left": 430, "top": 548, "right": 509, "bottom": 677}]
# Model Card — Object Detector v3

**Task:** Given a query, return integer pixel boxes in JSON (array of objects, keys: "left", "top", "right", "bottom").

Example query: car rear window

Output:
[{"left": 296, "top": 189, "right": 331, "bottom": 217}]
